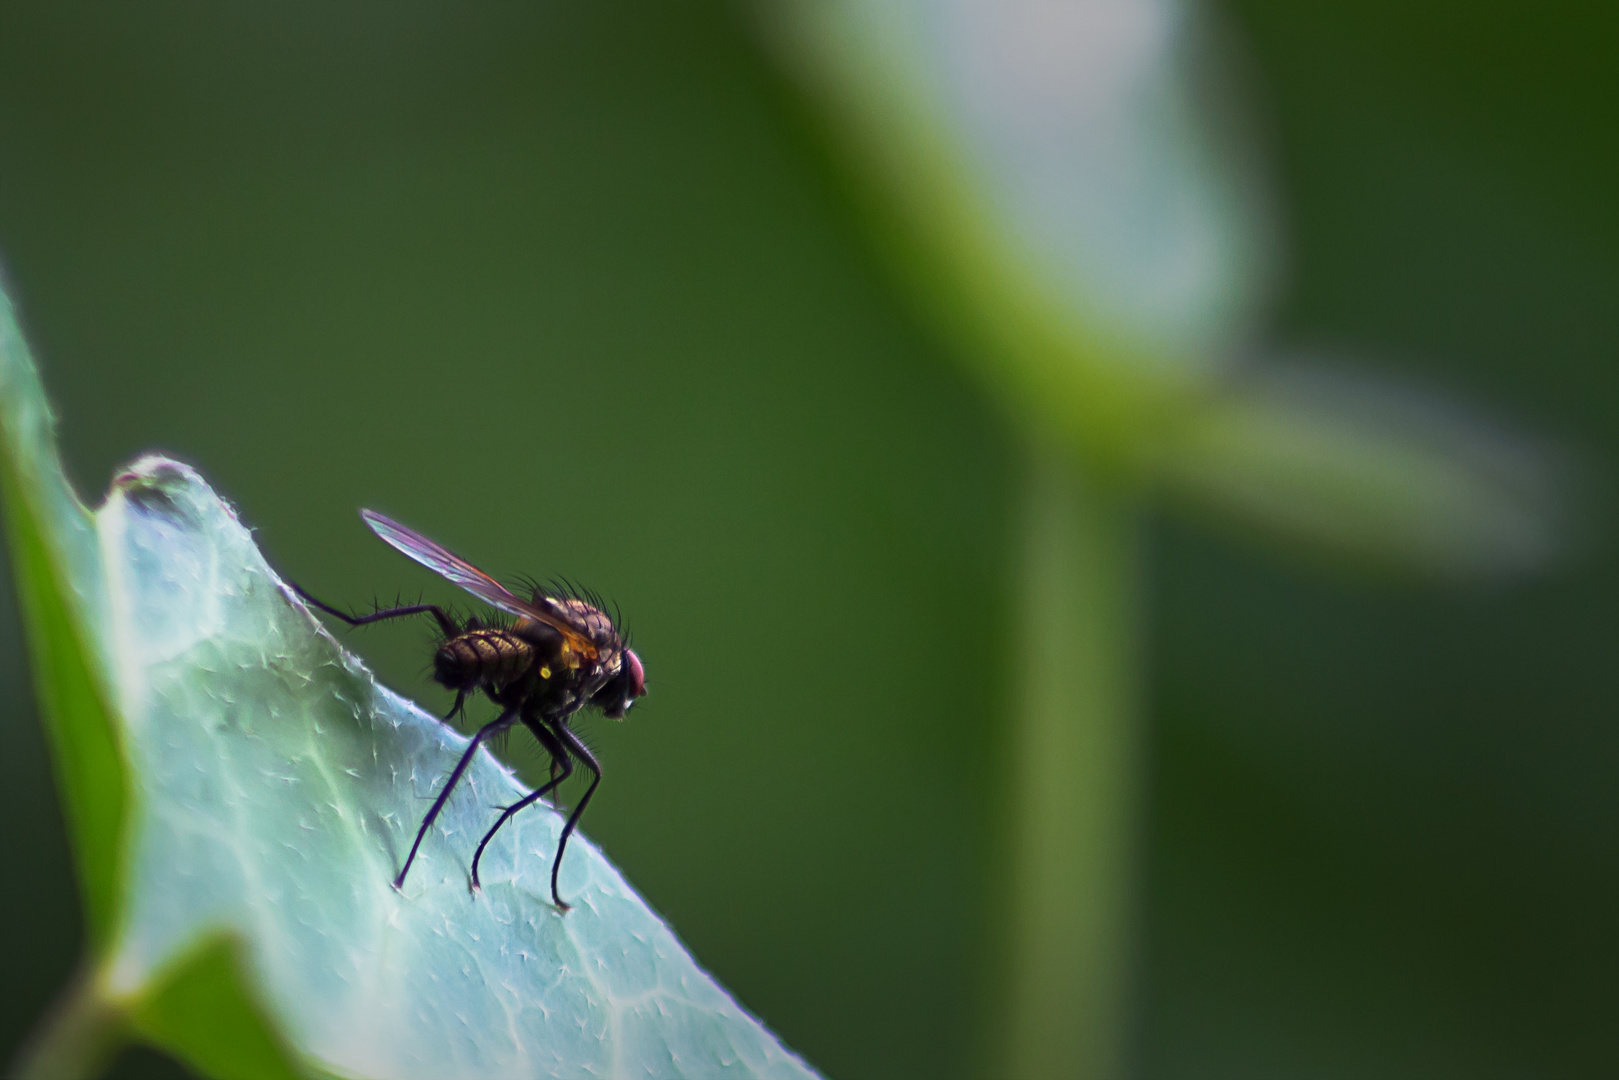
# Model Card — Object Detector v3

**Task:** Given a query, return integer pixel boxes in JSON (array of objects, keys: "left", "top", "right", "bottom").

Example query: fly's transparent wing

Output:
[{"left": 360, "top": 510, "right": 598, "bottom": 658}]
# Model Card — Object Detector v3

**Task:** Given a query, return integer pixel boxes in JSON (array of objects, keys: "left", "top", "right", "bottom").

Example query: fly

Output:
[{"left": 293, "top": 509, "right": 645, "bottom": 909}]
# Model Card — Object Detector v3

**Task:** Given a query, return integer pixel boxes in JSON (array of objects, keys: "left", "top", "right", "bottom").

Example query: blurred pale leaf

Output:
[
  {"left": 1157, "top": 361, "right": 1566, "bottom": 578},
  {"left": 0, "top": 292, "right": 816, "bottom": 1080},
  {"left": 763, "top": 0, "right": 1273, "bottom": 378}
]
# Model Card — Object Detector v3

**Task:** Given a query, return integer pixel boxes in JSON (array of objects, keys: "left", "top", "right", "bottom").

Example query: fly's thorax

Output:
[
  {"left": 553, "top": 597, "right": 624, "bottom": 653},
  {"left": 516, "top": 600, "right": 625, "bottom": 674}
]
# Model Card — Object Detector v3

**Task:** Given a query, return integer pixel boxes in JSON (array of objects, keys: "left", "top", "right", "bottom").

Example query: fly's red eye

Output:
[{"left": 625, "top": 649, "right": 646, "bottom": 698}]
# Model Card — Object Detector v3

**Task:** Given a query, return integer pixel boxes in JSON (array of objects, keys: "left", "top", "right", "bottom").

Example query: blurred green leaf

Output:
[
  {"left": 127, "top": 937, "right": 310, "bottom": 1080},
  {"left": 0, "top": 297, "right": 127, "bottom": 953},
  {"left": 1, "top": 291, "right": 816, "bottom": 1079}
]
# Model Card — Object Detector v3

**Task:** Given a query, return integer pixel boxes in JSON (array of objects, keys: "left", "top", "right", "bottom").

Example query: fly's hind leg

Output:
[
  {"left": 394, "top": 706, "right": 518, "bottom": 889},
  {"left": 289, "top": 581, "right": 459, "bottom": 638}
]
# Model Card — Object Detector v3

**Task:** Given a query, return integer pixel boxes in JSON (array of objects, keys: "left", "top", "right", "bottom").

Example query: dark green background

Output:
[{"left": 0, "top": 2, "right": 1612, "bottom": 1077}]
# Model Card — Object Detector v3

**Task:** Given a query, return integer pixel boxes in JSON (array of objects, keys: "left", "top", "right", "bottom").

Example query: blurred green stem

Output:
[{"left": 1000, "top": 441, "right": 1140, "bottom": 1080}]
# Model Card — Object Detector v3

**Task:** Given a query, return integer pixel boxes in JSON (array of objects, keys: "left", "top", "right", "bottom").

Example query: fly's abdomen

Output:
[{"left": 434, "top": 629, "right": 535, "bottom": 691}]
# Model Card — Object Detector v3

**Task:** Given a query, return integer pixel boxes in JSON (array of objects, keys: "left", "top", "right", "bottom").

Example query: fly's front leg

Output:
[
  {"left": 470, "top": 715, "right": 572, "bottom": 892},
  {"left": 547, "top": 722, "right": 602, "bottom": 911},
  {"left": 290, "top": 581, "right": 459, "bottom": 638}
]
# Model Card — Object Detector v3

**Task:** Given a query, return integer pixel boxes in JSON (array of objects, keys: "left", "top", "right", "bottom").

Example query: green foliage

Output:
[
  {"left": 0, "top": 308, "right": 126, "bottom": 950},
  {"left": 129, "top": 938, "right": 309, "bottom": 1080},
  {"left": 0, "top": 460, "right": 126, "bottom": 946},
  {"left": 0, "top": 291, "right": 815, "bottom": 1079},
  {"left": 758, "top": 5, "right": 1567, "bottom": 1079},
  {"left": 761, "top": 0, "right": 1562, "bottom": 579}
]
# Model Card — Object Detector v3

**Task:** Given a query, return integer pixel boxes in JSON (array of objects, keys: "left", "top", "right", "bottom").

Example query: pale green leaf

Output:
[{"left": 1, "top": 289, "right": 817, "bottom": 1079}]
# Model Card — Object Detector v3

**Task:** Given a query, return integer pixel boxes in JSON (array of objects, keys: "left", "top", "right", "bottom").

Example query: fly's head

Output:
[{"left": 591, "top": 647, "right": 646, "bottom": 720}]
